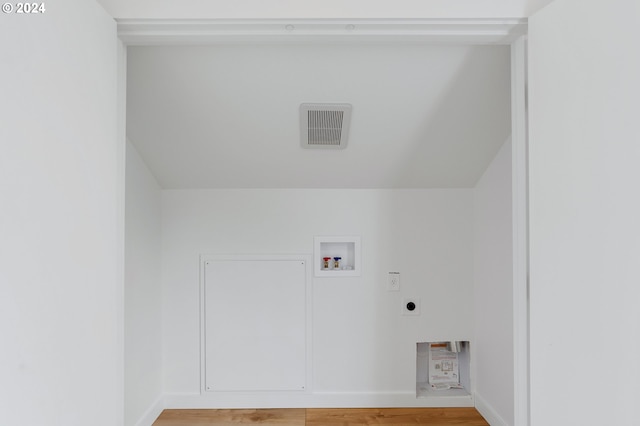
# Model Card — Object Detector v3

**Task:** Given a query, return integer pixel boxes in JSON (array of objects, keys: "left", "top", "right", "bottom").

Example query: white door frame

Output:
[
  {"left": 511, "top": 35, "right": 530, "bottom": 426},
  {"left": 117, "top": 19, "right": 530, "bottom": 424}
]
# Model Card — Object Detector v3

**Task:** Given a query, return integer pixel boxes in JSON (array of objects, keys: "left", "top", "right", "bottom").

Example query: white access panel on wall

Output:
[{"left": 202, "top": 256, "right": 308, "bottom": 392}]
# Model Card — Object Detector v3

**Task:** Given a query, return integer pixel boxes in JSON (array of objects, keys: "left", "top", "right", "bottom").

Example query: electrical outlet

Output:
[
  {"left": 402, "top": 297, "right": 420, "bottom": 315},
  {"left": 388, "top": 272, "right": 400, "bottom": 291}
]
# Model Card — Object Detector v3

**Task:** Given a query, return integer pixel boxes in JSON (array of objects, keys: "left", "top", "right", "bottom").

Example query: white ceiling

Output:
[
  {"left": 99, "top": 0, "right": 554, "bottom": 20},
  {"left": 126, "top": 43, "right": 511, "bottom": 189}
]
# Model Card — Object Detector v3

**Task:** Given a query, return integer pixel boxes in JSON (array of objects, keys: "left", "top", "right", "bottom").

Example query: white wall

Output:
[
  {"left": 0, "top": 1, "right": 122, "bottom": 424},
  {"left": 125, "top": 142, "right": 163, "bottom": 425},
  {"left": 161, "top": 189, "right": 474, "bottom": 405},
  {"left": 529, "top": 0, "right": 640, "bottom": 425},
  {"left": 473, "top": 139, "right": 513, "bottom": 425},
  {"left": 97, "top": 0, "right": 553, "bottom": 19}
]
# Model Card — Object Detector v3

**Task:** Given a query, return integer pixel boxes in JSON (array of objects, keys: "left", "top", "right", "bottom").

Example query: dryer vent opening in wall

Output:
[{"left": 300, "top": 103, "right": 352, "bottom": 149}]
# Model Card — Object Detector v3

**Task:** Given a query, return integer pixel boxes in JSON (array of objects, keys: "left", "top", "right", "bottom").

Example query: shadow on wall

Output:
[{"left": 525, "top": 0, "right": 556, "bottom": 16}]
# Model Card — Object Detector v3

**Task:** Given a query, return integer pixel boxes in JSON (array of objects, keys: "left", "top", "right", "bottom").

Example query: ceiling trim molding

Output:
[{"left": 117, "top": 18, "right": 528, "bottom": 46}]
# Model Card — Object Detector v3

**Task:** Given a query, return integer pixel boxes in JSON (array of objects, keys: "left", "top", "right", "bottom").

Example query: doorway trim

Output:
[
  {"left": 511, "top": 35, "right": 530, "bottom": 426},
  {"left": 117, "top": 18, "right": 526, "bottom": 45}
]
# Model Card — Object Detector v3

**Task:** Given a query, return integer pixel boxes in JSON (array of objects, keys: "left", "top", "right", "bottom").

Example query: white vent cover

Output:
[{"left": 300, "top": 103, "right": 352, "bottom": 149}]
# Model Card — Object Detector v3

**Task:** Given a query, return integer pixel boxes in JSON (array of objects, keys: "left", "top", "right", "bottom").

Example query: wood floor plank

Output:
[
  {"left": 306, "top": 408, "right": 489, "bottom": 425},
  {"left": 153, "top": 409, "right": 306, "bottom": 425},
  {"left": 152, "top": 408, "right": 489, "bottom": 425}
]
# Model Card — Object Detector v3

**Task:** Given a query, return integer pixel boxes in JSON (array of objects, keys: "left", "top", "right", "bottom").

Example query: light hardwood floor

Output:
[{"left": 153, "top": 408, "right": 490, "bottom": 425}]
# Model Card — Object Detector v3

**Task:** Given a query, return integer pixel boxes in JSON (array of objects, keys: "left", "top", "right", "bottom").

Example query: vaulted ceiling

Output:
[{"left": 126, "top": 42, "right": 511, "bottom": 188}]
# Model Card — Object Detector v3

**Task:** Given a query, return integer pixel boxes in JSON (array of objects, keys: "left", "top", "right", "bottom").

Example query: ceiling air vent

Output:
[{"left": 300, "top": 103, "right": 352, "bottom": 149}]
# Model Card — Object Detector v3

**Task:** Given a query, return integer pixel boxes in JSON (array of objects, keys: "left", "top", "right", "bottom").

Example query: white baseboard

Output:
[
  {"left": 134, "top": 394, "right": 164, "bottom": 426},
  {"left": 163, "top": 391, "right": 474, "bottom": 409},
  {"left": 133, "top": 390, "right": 476, "bottom": 423},
  {"left": 474, "top": 392, "right": 508, "bottom": 426}
]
